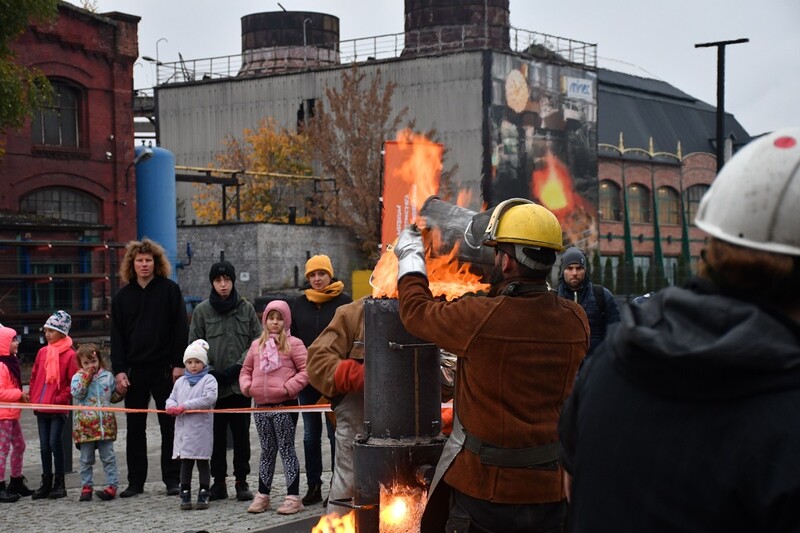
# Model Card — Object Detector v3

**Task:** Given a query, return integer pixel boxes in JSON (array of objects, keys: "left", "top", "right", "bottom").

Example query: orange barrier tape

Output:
[{"left": 0, "top": 402, "right": 331, "bottom": 414}]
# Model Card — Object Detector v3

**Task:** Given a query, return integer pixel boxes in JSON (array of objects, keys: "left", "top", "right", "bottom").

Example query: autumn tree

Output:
[
  {"left": 192, "top": 117, "right": 313, "bottom": 222},
  {"left": 0, "top": 0, "right": 58, "bottom": 157},
  {"left": 306, "top": 66, "right": 408, "bottom": 264}
]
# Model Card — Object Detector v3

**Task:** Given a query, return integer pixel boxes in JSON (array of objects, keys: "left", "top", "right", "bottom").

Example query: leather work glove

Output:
[
  {"left": 394, "top": 225, "right": 427, "bottom": 280},
  {"left": 333, "top": 359, "right": 365, "bottom": 394}
]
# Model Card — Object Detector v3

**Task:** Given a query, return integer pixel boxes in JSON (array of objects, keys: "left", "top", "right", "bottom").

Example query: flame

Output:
[
  {"left": 379, "top": 483, "right": 427, "bottom": 533},
  {"left": 395, "top": 129, "right": 442, "bottom": 213},
  {"left": 456, "top": 188, "right": 472, "bottom": 208},
  {"left": 532, "top": 152, "right": 573, "bottom": 213},
  {"left": 312, "top": 510, "right": 356, "bottom": 533},
  {"left": 372, "top": 130, "right": 489, "bottom": 301}
]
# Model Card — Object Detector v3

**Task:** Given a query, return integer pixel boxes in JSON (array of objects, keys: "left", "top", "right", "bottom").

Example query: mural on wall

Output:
[{"left": 488, "top": 54, "right": 599, "bottom": 252}]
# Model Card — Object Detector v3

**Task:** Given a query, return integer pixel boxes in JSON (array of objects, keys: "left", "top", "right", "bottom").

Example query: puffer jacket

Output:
[
  {"left": 71, "top": 368, "right": 122, "bottom": 444},
  {"left": 560, "top": 278, "right": 800, "bottom": 532},
  {"left": 0, "top": 362, "right": 24, "bottom": 421},
  {"left": 398, "top": 274, "right": 589, "bottom": 504},
  {"left": 557, "top": 278, "right": 620, "bottom": 357},
  {"left": 167, "top": 373, "right": 218, "bottom": 460},
  {"left": 189, "top": 296, "right": 262, "bottom": 398},
  {"left": 240, "top": 300, "right": 309, "bottom": 405},
  {"left": 29, "top": 343, "right": 78, "bottom": 415}
]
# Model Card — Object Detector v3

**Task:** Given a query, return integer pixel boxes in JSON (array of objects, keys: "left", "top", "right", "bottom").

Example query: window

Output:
[
  {"left": 627, "top": 184, "right": 651, "bottom": 223},
  {"left": 599, "top": 181, "right": 622, "bottom": 221},
  {"left": 656, "top": 186, "right": 680, "bottom": 225},
  {"left": 663, "top": 256, "right": 678, "bottom": 286},
  {"left": 685, "top": 184, "right": 710, "bottom": 226},
  {"left": 31, "top": 81, "right": 82, "bottom": 147},
  {"left": 20, "top": 188, "right": 100, "bottom": 225}
]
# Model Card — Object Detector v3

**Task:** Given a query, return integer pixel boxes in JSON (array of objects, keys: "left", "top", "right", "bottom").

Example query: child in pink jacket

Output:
[
  {"left": 240, "top": 300, "right": 308, "bottom": 515},
  {"left": 0, "top": 326, "right": 32, "bottom": 502}
]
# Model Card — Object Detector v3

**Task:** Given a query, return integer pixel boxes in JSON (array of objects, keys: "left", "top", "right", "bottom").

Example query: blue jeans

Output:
[
  {"left": 298, "top": 385, "right": 335, "bottom": 486},
  {"left": 79, "top": 440, "right": 119, "bottom": 488},
  {"left": 36, "top": 414, "right": 66, "bottom": 476}
]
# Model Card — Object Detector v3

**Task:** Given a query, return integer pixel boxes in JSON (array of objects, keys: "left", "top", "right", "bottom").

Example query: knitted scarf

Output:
[
  {"left": 209, "top": 287, "right": 239, "bottom": 314},
  {"left": 45, "top": 336, "right": 73, "bottom": 386},
  {"left": 0, "top": 355, "right": 21, "bottom": 389},
  {"left": 260, "top": 333, "right": 282, "bottom": 374},
  {"left": 304, "top": 280, "right": 344, "bottom": 304},
  {"left": 185, "top": 366, "right": 209, "bottom": 386}
]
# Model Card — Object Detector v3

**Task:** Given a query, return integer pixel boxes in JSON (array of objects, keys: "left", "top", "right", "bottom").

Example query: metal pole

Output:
[{"left": 694, "top": 38, "right": 748, "bottom": 172}]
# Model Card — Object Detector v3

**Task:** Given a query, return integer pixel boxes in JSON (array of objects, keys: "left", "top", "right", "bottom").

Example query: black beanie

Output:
[{"left": 209, "top": 261, "right": 236, "bottom": 283}]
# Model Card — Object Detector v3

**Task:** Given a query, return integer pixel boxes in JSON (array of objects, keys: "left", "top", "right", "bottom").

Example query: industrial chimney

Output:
[
  {"left": 239, "top": 11, "right": 340, "bottom": 76},
  {"left": 403, "top": 0, "right": 510, "bottom": 56}
]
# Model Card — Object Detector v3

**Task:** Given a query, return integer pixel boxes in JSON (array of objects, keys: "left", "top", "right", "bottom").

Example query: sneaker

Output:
[
  {"left": 196, "top": 488, "right": 210, "bottom": 510},
  {"left": 166, "top": 484, "right": 181, "bottom": 496},
  {"left": 180, "top": 489, "right": 192, "bottom": 511},
  {"left": 119, "top": 485, "right": 143, "bottom": 498},
  {"left": 95, "top": 486, "right": 117, "bottom": 501},
  {"left": 79, "top": 485, "right": 92, "bottom": 502},
  {"left": 208, "top": 479, "right": 228, "bottom": 501},
  {"left": 234, "top": 480, "right": 253, "bottom": 501},
  {"left": 276, "top": 494, "right": 304, "bottom": 515},
  {"left": 247, "top": 492, "right": 270, "bottom": 514}
]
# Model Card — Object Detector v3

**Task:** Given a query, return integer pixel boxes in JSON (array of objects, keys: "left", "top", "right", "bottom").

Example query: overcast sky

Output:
[{"left": 74, "top": 0, "right": 799, "bottom": 136}]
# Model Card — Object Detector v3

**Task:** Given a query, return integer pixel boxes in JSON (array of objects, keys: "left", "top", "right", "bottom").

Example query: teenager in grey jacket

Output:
[{"left": 188, "top": 261, "right": 261, "bottom": 501}]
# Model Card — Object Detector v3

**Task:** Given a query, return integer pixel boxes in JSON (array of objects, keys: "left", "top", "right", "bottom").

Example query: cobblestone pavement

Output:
[{"left": 5, "top": 398, "right": 334, "bottom": 533}]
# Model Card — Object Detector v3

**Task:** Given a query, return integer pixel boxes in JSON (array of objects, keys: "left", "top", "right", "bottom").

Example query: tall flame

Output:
[{"left": 394, "top": 128, "right": 442, "bottom": 213}]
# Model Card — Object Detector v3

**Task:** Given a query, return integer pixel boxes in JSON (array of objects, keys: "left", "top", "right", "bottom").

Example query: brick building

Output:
[{"left": 0, "top": 2, "right": 139, "bottom": 345}]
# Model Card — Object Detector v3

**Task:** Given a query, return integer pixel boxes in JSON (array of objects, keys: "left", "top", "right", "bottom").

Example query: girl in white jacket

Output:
[
  {"left": 240, "top": 300, "right": 308, "bottom": 515},
  {"left": 166, "top": 339, "right": 217, "bottom": 511}
]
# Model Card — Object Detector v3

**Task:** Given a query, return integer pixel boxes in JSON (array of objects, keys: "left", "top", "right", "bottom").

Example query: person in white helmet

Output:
[{"left": 559, "top": 128, "right": 800, "bottom": 532}]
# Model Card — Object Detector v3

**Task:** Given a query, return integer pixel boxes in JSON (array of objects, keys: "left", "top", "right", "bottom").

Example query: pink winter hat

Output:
[{"left": 0, "top": 326, "right": 18, "bottom": 355}]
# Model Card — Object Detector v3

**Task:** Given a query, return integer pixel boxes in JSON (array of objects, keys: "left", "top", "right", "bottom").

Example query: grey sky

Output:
[{"left": 76, "top": 0, "right": 799, "bottom": 136}]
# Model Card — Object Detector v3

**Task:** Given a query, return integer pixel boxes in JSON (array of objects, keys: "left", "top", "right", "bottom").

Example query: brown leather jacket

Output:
[
  {"left": 306, "top": 297, "right": 366, "bottom": 398},
  {"left": 398, "top": 275, "right": 589, "bottom": 504}
]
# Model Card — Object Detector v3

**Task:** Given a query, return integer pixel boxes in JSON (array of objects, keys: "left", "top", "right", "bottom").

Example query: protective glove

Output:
[
  {"left": 394, "top": 226, "right": 427, "bottom": 280},
  {"left": 333, "top": 359, "right": 365, "bottom": 394},
  {"left": 166, "top": 405, "right": 185, "bottom": 416}
]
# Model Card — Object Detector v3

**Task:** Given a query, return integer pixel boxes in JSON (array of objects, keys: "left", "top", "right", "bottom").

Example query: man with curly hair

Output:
[{"left": 111, "top": 238, "right": 189, "bottom": 498}]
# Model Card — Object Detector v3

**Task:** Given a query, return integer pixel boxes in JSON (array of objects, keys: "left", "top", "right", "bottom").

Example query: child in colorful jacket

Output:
[
  {"left": 0, "top": 326, "right": 33, "bottom": 502},
  {"left": 71, "top": 343, "right": 123, "bottom": 501},
  {"left": 240, "top": 300, "right": 308, "bottom": 515},
  {"left": 28, "top": 310, "right": 78, "bottom": 500}
]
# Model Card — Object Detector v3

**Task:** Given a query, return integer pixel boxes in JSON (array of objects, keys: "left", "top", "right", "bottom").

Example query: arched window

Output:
[
  {"left": 599, "top": 180, "right": 622, "bottom": 221},
  {"left": 20, "top": 187, "right": 100, "bottom": 224},
  {"left": 31, "top": 80, "right": 83, "bottom": 147},
  {"left": 627, "top": 184, "right": 651, "bottom": 223},
  {"left": 657, "top": 186, "right": 680, "bottom": 225},
  {"left": 685, "top": 184, "right": 710, "bottom": 226}
]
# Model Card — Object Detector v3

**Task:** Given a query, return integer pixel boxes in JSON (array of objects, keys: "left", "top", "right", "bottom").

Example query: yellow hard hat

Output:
[{"left": 483, "top": 199, "right": 564, "bottom": 252}]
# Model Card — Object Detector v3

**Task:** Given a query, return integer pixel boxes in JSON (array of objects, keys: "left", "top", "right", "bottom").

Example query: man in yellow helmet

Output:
[{"left": 394, "top": 199, "right": 590, "bottom": 533}]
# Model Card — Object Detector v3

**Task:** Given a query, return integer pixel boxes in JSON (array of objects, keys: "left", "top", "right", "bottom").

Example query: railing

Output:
[{"left": 153, "top": 26, "right": 597, "bottom": 85}]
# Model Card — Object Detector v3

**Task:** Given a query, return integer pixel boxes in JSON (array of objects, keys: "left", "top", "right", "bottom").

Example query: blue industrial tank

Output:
[{"left": 134, "top": 145, "right": 178, "bottom": 278}]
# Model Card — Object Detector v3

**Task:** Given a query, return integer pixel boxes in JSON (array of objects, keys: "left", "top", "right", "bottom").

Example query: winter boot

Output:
[
  {"left": 234, "top": 479, "right": 253, "bottom": 501},
  {"left": 8, "top": 476, "right": 33, "bottom": 497},
  {"left": 0, "top": 481, "right": 21, "bottom": 503},
  {"left": 79, "top": 485, "right": 93, "bottom": 502},
  {"left": 208, "top": 478, "right": 228, "bottom": 501},
  {"left": 276, "top": 494, "right": 304, "bottom": 515},
  {"left": 180, "top": 489, "right": 193, "bottom": 510},
  {"left": 48, "top": 475, "right": 67, "bottom": 499},
  {"left": 31, "top": 474, "right": 53, "bottom": 500},
  {"left": 196, "top": 487, "right": 210, "bottom": 510},
  {"left": 301, "top": 482, "right": 322, "bottom": 505}
]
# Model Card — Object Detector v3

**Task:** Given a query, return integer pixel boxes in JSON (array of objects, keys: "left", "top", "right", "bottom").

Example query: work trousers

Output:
[
  {"left": 446, "top": 489, "right": 567, "bottom": 533},
  {"left": 210, "top": 393, "right": 252, "bottom": 482},
  {"left": 124, "top": 365, "right": 180, "bottom": 489}
]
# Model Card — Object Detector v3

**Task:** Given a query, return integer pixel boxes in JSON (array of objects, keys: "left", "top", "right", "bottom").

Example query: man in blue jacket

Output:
[{"left": 557, "top": 248, "right": 620, "bottom": 358}]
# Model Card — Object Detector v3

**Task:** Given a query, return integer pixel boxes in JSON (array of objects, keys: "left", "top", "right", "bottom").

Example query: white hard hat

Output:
[{"left": 695, "top": 127, "right": 800, "bottom": 256}]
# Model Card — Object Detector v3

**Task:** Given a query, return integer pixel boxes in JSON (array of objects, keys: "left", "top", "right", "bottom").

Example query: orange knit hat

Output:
[{"left": 305, "top": 255, "right": 334, "bottom": 279}]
